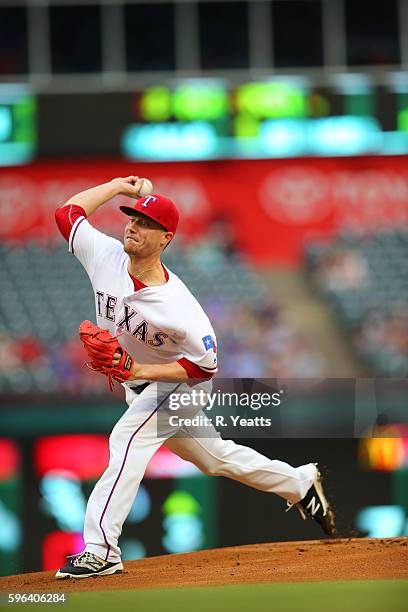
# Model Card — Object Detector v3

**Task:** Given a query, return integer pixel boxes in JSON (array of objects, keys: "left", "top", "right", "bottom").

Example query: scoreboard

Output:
[
  {"left": 123, "top": 75, "right": 408, "bottom": 160},
  {"left": 2, "top": 74, "right": 408, "bottom": 164}
]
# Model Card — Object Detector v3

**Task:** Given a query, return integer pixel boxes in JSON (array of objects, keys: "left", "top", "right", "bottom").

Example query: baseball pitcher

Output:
[{"left": 54, "top": 176, "right": 336, "bottom": 579}]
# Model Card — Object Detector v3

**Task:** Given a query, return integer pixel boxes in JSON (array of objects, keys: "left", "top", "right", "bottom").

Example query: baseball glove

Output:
[{"left": 79, "top": 320, "right": 134, "bottom": 391}]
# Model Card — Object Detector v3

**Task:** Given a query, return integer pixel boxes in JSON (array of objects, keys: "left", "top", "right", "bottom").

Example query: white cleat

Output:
[{"left": 55, "top": 551, "right": 123, "bottom": 579}]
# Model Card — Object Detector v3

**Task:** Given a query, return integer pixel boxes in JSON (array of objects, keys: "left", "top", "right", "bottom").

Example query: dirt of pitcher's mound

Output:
[{"left": 0, "top": 537, "right": 407, "bottom": 593}]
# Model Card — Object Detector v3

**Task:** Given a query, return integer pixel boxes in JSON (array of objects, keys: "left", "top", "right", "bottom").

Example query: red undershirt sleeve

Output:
[
  {"left": 55, "top": 205, "right": 87, "bottom": 241},
  {"left": 177, "top": 357, "right": 214, "bottom": 380}
]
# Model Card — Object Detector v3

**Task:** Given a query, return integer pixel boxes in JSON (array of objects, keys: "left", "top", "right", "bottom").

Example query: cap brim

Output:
[
  {"left": 119, "top": 206, "right": 168, "bottom": 231},
  {"left": 119, "top": 206, "right": 139, "bottom": 217}
]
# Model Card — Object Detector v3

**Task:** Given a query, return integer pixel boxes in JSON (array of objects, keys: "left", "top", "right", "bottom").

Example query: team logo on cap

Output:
[{"left": 141, "top": 195, "right": 157, "bottom": 207}]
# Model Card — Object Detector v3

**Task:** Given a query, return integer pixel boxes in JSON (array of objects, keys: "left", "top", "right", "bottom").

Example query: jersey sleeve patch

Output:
[{"left": 202, "top": 335, "right": 216, "bottom": 351}]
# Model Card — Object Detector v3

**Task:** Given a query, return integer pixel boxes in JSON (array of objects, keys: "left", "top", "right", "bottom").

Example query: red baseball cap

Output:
[{"left": 120, "top": 194, "right": 179, "bottom": 234}]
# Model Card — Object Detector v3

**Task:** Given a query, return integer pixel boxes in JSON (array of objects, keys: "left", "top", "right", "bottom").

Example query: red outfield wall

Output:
[{"left": 1, "top": 156, "right": 408, "bottom": 265}]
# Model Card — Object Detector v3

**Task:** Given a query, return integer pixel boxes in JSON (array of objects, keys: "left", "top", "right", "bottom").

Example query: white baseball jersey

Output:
[{"left": 68, "top": 215, "right": 218, "bottom": 376}]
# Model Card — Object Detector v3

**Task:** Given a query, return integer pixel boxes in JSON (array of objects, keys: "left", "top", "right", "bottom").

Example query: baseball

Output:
[{"left": 136, "top": 177, "right": 153, "bottom": 198}]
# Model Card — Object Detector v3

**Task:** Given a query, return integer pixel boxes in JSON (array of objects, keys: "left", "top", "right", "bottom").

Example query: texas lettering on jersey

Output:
[
  {"left": 54, "top": 205, "right": 218, "bottom": 378},
  {"left": 96, "top": 292, "right": 168, "bottom": 347}
]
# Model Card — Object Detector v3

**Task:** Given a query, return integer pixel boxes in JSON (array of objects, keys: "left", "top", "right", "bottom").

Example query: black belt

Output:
[{"left": 133, "top": 382, "right": 151, "bottom": 395}]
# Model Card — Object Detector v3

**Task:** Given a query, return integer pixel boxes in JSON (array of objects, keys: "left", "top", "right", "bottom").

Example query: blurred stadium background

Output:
[{"left": 0, "top": 0, "right": 407, "bottom": 577}]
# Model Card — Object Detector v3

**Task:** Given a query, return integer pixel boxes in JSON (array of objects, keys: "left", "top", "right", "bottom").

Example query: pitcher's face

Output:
[{"left": 123, "top": 213, "right": 172, "bottom": 257}]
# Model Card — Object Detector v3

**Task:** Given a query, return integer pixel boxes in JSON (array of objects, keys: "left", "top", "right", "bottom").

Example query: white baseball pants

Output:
[{"left": 83, "top": 381, "right": 317, "bottom": 563}]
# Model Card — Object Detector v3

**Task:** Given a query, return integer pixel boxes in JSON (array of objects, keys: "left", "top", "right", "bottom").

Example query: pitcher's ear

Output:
[{"left": 161, "top": 232, "right": 174, "bottom": 250}]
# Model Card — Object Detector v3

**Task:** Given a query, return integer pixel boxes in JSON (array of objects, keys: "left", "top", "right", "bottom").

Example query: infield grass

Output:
[{"left": 2, "top": 580, "right": 407, "bottom": 612}]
